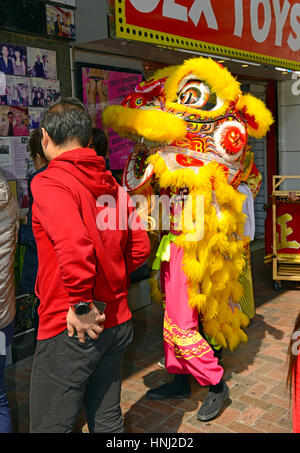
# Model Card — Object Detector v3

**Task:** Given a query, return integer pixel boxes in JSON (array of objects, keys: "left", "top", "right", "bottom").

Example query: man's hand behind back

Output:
[{"left": 66, "top": 303, "right": 105, "bottom": 343}]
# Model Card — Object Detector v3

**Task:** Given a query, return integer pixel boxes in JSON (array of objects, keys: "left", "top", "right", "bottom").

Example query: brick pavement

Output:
[{"left": 5, "top": 248, "right": 299, "bottom": 433}]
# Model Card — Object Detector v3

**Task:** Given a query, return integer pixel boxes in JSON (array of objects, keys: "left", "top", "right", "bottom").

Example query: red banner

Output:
[
  {"left": 265, "top": 203, "right": 300, "bottom": 263},
  {"left": 114, "top": 0, "right": 300, "bottom": 70}
]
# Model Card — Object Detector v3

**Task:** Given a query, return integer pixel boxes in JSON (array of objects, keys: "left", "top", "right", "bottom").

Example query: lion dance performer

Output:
[{"left": 103, "top": 57, "right": 273, "bottom": 421}]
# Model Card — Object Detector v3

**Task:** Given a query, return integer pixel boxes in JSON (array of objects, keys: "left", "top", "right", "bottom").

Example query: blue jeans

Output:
[{"left": 0, "top": 320, "right": 14, "bottom": 433}]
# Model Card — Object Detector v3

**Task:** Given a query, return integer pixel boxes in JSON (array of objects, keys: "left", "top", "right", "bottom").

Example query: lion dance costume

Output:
[{"left": 103, "top": 57, "right": 273, "bottom": 420}]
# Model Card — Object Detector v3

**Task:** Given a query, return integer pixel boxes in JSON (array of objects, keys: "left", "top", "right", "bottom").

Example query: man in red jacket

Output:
[{"left": 29, "top": 98, "right": 150, "bottom": 433}]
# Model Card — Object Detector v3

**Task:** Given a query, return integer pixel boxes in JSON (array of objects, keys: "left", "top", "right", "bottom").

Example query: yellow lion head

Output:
[{"left": 103, "top": 57, "right": 273, "bottom": 191}]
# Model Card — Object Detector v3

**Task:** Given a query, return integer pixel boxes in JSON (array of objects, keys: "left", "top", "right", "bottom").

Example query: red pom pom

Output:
[{"left": 221, "top": 125, "right": 246, "bottom": 155}]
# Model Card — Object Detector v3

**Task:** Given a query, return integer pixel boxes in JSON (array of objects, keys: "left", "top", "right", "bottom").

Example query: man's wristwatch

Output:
[{"left": 71, "top": 301, "right": 93, "bottom": 315}]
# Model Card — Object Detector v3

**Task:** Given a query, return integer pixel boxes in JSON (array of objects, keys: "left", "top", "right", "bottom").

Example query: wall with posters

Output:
[
  {"left": 0, "top": 29, "right": 71, "bottom": 340},
  {"left": 0, "top": 30, "right": 71, "bottom": 99},
  {"left": 0, "top": 42, "right": 61, "bottom": 177}
]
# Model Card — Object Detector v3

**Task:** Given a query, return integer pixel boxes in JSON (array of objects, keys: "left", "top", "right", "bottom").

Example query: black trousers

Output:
[{"left": 30, "top": 320, "right": 133, "bottom": 433}]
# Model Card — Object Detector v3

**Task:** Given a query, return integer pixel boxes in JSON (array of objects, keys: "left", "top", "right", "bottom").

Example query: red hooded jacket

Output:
[{"left": 31, "top": 148, "right": 150, "bottom": 340}]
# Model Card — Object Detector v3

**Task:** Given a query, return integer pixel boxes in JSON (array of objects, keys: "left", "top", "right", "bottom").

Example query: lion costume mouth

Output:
[{"left": 157, "top": 146, "right": 244, "bottom": 189}]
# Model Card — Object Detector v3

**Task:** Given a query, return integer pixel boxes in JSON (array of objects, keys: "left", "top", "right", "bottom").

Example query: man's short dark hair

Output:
[
  {"left": 29, "top": 128, "right": 47, "bottom": 161},
  {"left": 40, "top": 97, "right": 92, "bottom": 148},
  {"left": 91, "top": 128, "right": 108, "bottom": 157}
]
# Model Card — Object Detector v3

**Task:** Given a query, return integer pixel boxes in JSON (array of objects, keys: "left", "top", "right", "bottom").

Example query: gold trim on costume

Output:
[{"left": 163, "top": 313, "right": 212, "bottom": 360}]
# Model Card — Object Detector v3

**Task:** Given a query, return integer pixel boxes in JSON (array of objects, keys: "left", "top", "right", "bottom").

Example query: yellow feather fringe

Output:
[
  {"left": 148, "top": 153, "right": 250, "bottom": 351},
  {"left": 164, "top": 57, "right": 241, "bottom": 104},
  {"left": 102, "top": 105, "right": 187, "bottom": 145},
  {"left": 236, "top": 93, "right": 274, "bottom": 138}
]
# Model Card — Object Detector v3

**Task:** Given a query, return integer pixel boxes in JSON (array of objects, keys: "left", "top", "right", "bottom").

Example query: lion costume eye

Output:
[{"left": 177, "top": 80, "right": 224, "bottom": 111}]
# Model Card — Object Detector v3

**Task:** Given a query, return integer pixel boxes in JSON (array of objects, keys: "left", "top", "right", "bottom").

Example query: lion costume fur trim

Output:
[{"left": 148, "top": 153, "right": 250, "bottom": 351}]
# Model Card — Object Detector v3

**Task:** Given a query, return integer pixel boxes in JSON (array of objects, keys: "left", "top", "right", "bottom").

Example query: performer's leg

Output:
[
  {"left": 239, "top": 244, "right": 255, "bottom": 319},
  {"left": 147, "top": 254, "right": 191, "bottom": 399},
  {"left": 146, "top": 373, "right": 191, "bottom": 400},
  {"left": 163, "top": 243, "right": 223, "bottom": 384},
  {"left": 198, "top": 321, "right": 223, "bottom": 362},
  {"left": 156, "top": 324, "right": 223, "bottom": 368},
  {"left": 197, "top": 379, "right": 229, "bottom": 421},
  {"left": 147, "top": 243, "right": 229, "bottom": 420}
]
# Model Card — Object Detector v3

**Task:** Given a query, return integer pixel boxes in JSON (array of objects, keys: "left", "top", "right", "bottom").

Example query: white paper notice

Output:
[
  {"left": 0, "top": 138, "right": 12, "bottom": 167},
  {"left": 0, "top": 137, "right": 33, "bottom": 180}
]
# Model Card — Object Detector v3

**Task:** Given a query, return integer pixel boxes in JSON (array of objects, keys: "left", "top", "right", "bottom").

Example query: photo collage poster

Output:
[
  {"left": 0, "top": 41, "right": 60, "bottom": 216},
  {"left": 0, "top": 38, "right": 63, "bottom": 332},
  {"left": 0, "top": 44, "right": 60, "bottom": 140}
]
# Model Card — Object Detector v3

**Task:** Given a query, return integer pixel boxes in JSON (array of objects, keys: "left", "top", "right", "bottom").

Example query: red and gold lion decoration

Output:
[{"left": 103, "top": 57, "right": 273, "bottom": 351}]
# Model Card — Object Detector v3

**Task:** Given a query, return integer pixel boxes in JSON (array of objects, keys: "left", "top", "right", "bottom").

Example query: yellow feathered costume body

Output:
[{"left": 103, "top": 57, "right": 273, "bottom": 351}]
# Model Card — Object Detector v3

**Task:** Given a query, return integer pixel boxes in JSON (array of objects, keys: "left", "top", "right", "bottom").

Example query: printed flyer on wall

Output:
[
  {"left": 46, "top": 4, "right": 76, "bottom": 40},
  {"left": 81, "top": 65, "right": 142, "bottom": 170},
  {"left": 0, "top": 136, "right": 33, "bottom": 181}
]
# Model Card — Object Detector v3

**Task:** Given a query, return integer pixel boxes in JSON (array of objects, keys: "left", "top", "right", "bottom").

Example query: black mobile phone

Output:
[{"left": 93, "top": 300, "right": 106, "bottom": 314}]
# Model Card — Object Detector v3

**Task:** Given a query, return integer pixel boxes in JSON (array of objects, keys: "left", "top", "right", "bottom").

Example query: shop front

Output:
[
  {"left": 2, "top": 0, "right": 300, "bottom": 361},
  {"left": 72, "top": 0, "right": 300, "bottom": 302},
  {"left": 73, "top": 0, "right": 299, "bottom": 240}
]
